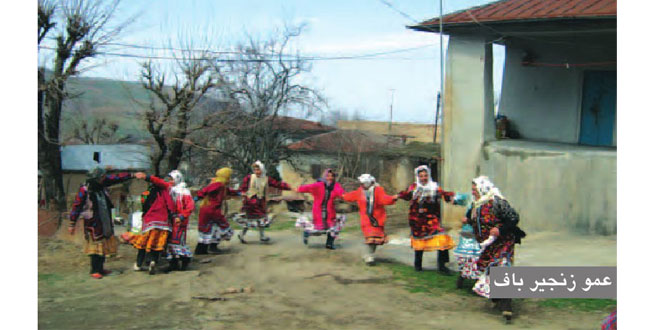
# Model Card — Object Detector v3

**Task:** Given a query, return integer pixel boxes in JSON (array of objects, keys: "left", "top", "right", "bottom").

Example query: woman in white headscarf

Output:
[
  {"left": 464, "top": 175, "right": 525, "bottom": 321},
  {"left": 341, "top": 174, "right": 398, "bottom": 265},
  {"left": 236, "top": 161, "right": 291, "bottom": 243},
  {"left": 165, "top": 170, "right": 195, "bottom": 271},
  {"left": 397, "top": 165, "right": 457, "bottom": 274}
]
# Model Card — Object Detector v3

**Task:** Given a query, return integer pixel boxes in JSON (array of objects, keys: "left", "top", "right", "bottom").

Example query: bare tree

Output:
[
  {"left": 140, "top": 33, "right": 220, "bottom": 176},
  {"left": 187, "top": 24, "right": 325, "bottom": 178},
  {"left": 38, "top": 0, "right": 134, "bottom": 210},
  {"left": 68, "top": 117, "right": 130, "bottom": 144}
]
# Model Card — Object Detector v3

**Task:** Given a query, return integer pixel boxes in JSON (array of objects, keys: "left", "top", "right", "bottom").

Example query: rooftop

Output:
[
  {"left": 410, "top": 0, "right": 616, "bottom": 32},
  {"left": 61, "top": 144, "right": 151, "bottom": 172}
]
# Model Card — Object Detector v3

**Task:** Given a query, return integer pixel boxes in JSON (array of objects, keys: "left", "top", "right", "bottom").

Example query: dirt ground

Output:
[{"left": 38, "top": 220, "right": 614, "bottom": 330}]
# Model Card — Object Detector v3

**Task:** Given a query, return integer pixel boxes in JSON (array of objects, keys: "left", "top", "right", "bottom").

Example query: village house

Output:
[
  {"left": 409, "top": 0, "right": 616, "bottom": 234},
  {"left": 281, "top": 129, "right": 440, "bottom": 195},
  {"left": 61, "top": 144, "right": 151, "bottom": 219}
]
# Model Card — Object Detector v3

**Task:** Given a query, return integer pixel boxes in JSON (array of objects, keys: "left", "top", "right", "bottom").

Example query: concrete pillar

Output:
[{"left": 441, "top": 36, "right": 493, "bottom": 227}]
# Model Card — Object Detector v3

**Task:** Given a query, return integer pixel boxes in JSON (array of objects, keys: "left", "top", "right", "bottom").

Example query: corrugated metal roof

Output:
[
  {"left": 415, "top": 0, "right": 616, "bottom": 28},
  {"left": 61, "top": 144, "right": 151, "bottom": 172}
]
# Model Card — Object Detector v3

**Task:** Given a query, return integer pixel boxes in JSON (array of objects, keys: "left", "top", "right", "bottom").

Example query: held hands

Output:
[
  {"left": 134, "top": 172, "right": 147, "bottom": 180},
  {"left": 461, "top": 217, "right": 468, "bottom": 224},
  {"left": 489, "top": 227, "right": 500, "bottom": 237},
  {"left": 68, "top": 226, "right": 75, "bottom": 235}
]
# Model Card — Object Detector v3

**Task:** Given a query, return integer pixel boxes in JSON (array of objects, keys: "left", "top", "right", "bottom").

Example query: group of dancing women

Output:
[{"left": 69, "top": 160, "right": 524, "bottom": 321}]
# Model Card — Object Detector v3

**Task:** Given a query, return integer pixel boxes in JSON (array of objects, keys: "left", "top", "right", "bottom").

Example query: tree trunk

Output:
[{"left": 39, "top": 77, "right": 67, "bottom": 213}]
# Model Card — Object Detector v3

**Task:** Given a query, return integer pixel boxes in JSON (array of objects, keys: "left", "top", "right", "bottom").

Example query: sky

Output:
[{"left": 42, "top": 0, "right": 503, "bottom": 124}]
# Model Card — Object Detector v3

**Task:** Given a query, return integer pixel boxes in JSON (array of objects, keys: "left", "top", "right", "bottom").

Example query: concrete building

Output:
[{"left": 409, "top": 0, "right": 616, "bottom": 234}]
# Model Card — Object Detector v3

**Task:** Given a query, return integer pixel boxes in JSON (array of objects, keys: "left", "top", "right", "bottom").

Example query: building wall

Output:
[
  {"left": 498, "top": 35, "right": 616, "bottom": 144},
  {"left": 441, "top": 35, "right": 616, "bottom": 235},
  {"left": 337, "top": 120, "right": 441, "bottom": 143},
  {"left": 441, "top": 36, "right": 493, "bottom": 229},
  {"left": 480, "top": 140, "right": 616, "bottom": 234}
]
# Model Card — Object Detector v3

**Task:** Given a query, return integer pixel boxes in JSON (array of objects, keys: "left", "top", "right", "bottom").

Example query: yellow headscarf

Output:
[
  {"left": 201, "top": 168, "right": 232, "bottom": 207},
  {"left": 212, "top": 168, "right": 232, "bottom": 184}
]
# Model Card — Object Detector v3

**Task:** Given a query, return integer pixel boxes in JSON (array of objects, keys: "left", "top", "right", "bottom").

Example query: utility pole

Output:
[
  {"left": 433, "top": 0, "right": 444, "bottom": 144},
  {"left": 388, "top": 89, "right": 395, "bottom": 132}
]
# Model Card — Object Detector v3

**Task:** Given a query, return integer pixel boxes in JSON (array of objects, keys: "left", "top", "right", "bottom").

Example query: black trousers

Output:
[
  {"left": 414, "top": 250, "right": 450, "bottom": 270},
  {"left": 89, "top": 255, "right": 105, "bottom": 274}
]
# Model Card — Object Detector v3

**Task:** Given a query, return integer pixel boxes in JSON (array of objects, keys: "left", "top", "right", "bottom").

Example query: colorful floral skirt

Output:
[
  {"left": 198, "top": 223, "right": 234, "bottom": 244},
  {"left": 84, "top": 236, "right": 119, "bottom": 257},
  {"left": 472, "top": 253, "right": 513, "bottom": 298},
  {"left": 410, "top": 233, "right": 456, "bottom": 251},
  {"left": 233, "top": 213, "right": 273, "bottom": 228},
  {"left": 295, "top": 214, "right": 346, "bottom": 238},
  {"left": 132, "top": 229, "right": 169, "bottom": 252},
  {"left": 166, "top": 244, "right": 192, "bottom": 259}
]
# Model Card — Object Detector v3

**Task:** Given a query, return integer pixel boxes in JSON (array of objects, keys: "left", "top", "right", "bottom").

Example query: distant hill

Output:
[{"left": 61, "top": 75, "right": 153, "bottom": 142}]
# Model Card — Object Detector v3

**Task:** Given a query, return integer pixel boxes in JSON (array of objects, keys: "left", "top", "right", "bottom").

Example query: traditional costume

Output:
[
  {"left": 195, "top": 168, "right": 240, "bottom": 254},
  {"left": 341, "top": 174, "right": 397, "bottom": 265},
  {"left": 236, "top": 161, "right": 291, "bottom": 243},
  {"left": 295, "top": 169, "right": 346, "bottom": 249},
  {"left": 132, "top": 174, "right": 175, "bottom": 275},
  {"left": 397, "top": 165, "right": 456, "bottom": 273},
  {"left": 69, "top": 167, "right": 134, "bottom": 279},
  {"left": 468, "top": 176, "right": 525, "bottom": 321},
  {"left": 455, "top": 221, "right": 482, "bottom": 286},
  {"left": 165, "top": 170, "right": 195, "bottom": 271}
]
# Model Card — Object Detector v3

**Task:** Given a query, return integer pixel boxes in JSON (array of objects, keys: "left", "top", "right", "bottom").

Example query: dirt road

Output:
[{"left": 38, "top": 224, "right": 613, "bottom": 330}]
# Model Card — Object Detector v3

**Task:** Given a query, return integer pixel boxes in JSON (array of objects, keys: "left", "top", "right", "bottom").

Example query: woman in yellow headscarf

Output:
[{"left": 194, "top": 168, "right": 241, "bottom": 254}]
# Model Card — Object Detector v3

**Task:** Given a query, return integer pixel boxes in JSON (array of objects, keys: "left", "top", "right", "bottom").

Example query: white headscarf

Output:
[
  {"left": 247, "top": 160, "right": 268, "bottom": 199},
  {"left": 412, "top": 165, "right": 438, "bottom": 201},
  {"left": 472, "top": 175, "right": 504, "bottom": 207},
  {"left": 169, "top": 170, "right": 191, "bottom": 200},
  {"left": 358, "top": 174, "right": 376, "bottom": 189}
]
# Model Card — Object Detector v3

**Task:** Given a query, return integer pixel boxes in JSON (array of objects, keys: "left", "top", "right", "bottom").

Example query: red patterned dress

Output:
[
  {"left": 469, "top": 197, "right": 519, "bottom": 298},
  {"left": 398, "top": 184, "right": 456, "bottom": 251}
]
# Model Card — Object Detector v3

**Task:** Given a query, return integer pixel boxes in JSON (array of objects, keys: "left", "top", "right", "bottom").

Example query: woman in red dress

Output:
[
  {"left": 195, "top": 167, "right": 241, "bottom": 254},
  {"left": 341, "top": 174, "right": 397, "bottom": 265}
]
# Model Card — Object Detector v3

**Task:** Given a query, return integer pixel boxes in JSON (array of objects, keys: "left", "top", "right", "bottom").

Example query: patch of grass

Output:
[
  {"left": 383, "top": 263, "right": 475, "bottom": 296},
  {"left": 38, "top": 273, "right": 64, "bottom": 286},
  {"left": 536, "top": 298, "right": 616, "bottom": 312},
  {"left": 381, "top": 263, "right": 616, "bottom": 313}
]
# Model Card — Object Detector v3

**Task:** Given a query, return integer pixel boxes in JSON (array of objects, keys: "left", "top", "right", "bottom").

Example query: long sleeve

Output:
[
  {"left": 101, "top": 172, "right": 133, "bottom": 187},
  {"left": 438, "top": 187, "right": 456, "bottom": 203},
  {"left": 375, "top": 186, "right": 397, "bottom": 206},
  {"left": 227, "top": 187, "right": 241, "bottom": 197},
  {"left": 332, "top": 184, "right": 345, "bottom": 199},
  {"left": 69, "top": 186, "right": 87, "bottom": 227},
  {"left": 297, "top": 182, "right": 318, "bottom": 194},
  {"left": 179, "top": 194, "right": 195, "bottom": 218},
  {"left": 147, "top": 175, "right": 171, "bottom": 190},
  {"left": 197, "top": 182, "right": 221, "bottom": 199},
  {"left": 341, "top": 189, "right": 361, "bottom": 202},
  {"left": 397, "top": 185, "right": 414, "bottom": 201},
  {"left": 240, "top": 175, "right": 251, "bottom": 193},
  {"left": 268, "top": 176, "right": 291, "bottom": 190}
]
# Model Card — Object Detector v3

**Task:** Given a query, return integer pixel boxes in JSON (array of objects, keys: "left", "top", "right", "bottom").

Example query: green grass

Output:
[
  {"left": 536, "top": 298, "right": 616, "bottom": 312},
  {"left": 38, "top": 273, "right": 64, "bottom": 287},
  {"left": 381, "top": 263, "right": 616, "bottom": 313}
]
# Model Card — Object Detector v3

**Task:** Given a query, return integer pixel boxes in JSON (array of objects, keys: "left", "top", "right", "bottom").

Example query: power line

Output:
[{"left": 38, "top": 42, "right": 439, "bottom": 62}]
